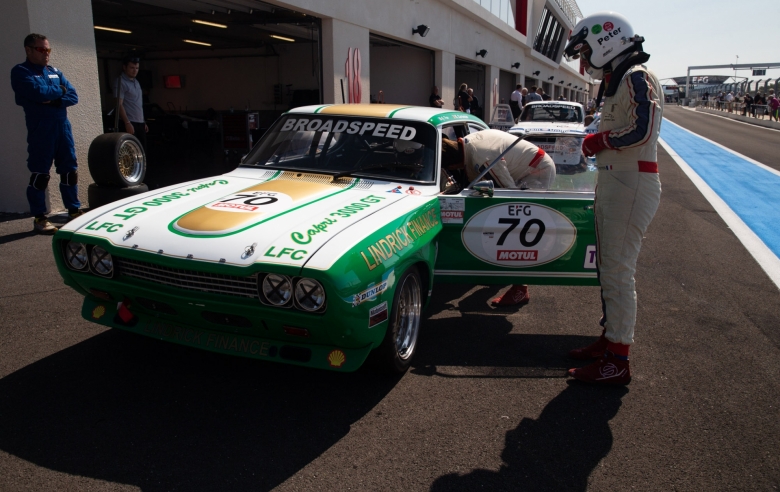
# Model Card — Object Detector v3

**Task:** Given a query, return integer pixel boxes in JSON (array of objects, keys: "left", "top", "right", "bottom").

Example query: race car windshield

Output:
[
  {"left": 519, "top": 104, "right": 583, "bottom": 123},
  {"left": 242, "top": 115, "right": 438, "bottom": 183}
]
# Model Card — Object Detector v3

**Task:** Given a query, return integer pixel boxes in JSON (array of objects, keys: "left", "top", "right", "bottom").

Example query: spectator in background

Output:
[
  {"left": 753, "top": 92, "right": 765, "bottom": 117},
  {"left": 743, "top": 92, "right": 754, "bottom": 116},
  {"left": 769, "top": 95, "right": 780, "bottom": 122},
  {"left": 725, "top": 91, "right": 734, "bottom": 112},
  {"left": 457, "top": 83, "right": 472, "bottom": 112},
  {"left": 521, "top": 87, "right": 528, "bottom": 107},
  {"left": 429, "top": 85, "right": 444, "bottom": 108},
  {"left": 467, "top": 88, "right": 481, "bottom": 118},
  {"left": 113, "top": 55, "right": 148, "bottom": 150},
  {"left": 526, "top": 86, "right": 542, "bottom": 103},
  {"left": 510, "top": 84, "right": 523, "bottom": 121},
  {"left": 539, "top": 88, "right": 551, "bottom": 101}
]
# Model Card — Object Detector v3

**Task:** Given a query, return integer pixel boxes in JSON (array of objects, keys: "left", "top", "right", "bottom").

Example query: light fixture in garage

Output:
[
  {"left": 511, "top": 62, "right": 520, "bottom": 69},
  {"left": 94, "top": 26, "right": 132, "bottom": 34},
  {"left": 184, "top": 39, "right": 211, "bottom": 46},
  {"left": 548, "top": 76, "right": 555, "bottom": 81},
  {"left": 193, "top": 19, "right": 227, "bottom": 28},
  {"left": 559, "top": 80, "right": 564, "bottom": 84},
  {"left": 270, "top": 34, "right": 295, "bottom": 42},
  {"left": 476, "top": 49, "right": 487, "bottom": 58},
  {"left": 412, "top": 24, "right": 430, "bottom": 37},
  {"left": 567, "top": 83, "right": 572, "bottom": 86},
  {"left": 532, "top": 70, "right": 540, "bottom": 76}
]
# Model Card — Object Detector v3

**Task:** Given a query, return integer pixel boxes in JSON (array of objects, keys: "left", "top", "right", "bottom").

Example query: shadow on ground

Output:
[
  {"left": 0, "top": 329, "right": 400, "bottom": 491},
  {"left": 431, "top": 382, "right": 628, "bottom": 492}
]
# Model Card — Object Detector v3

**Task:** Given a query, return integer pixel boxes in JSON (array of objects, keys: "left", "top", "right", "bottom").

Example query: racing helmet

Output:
[{"left": 564, "top": 12, "right": 643, "bottom": 71}]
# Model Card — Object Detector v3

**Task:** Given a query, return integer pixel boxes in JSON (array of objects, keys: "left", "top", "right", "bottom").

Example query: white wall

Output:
[
  {"left": 322, "top": 18, "right": 370, "bottom": 104},
  {"left": 369, "top": 45, "right": 433, "bottom": 106},
  {"left": 0, "top": 0, "right": 102, "bottom": 213}
]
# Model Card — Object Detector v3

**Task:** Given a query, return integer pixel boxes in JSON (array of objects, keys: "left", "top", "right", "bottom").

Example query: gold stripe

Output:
[
  {"left": 176, "top": 174, "right": 335, "bottom": 233},
  {"left": 319, "top": 104, "right": 409, "bottom": 117}
]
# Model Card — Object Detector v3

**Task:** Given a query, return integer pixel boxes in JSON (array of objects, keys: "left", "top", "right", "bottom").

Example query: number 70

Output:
[{"left": 496, "top": 218, "right": 546, "bottom": 246}]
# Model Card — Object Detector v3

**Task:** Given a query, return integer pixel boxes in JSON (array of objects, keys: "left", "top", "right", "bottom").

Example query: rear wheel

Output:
[
  {"left": 88, "top": 183, "right": 149, "bottom": 210},
  {"left": 88, "top": 133, "right": 146, "bottom": 187},
  {"left": 370, "top": 267, "right": 423, "bottom": 373}
]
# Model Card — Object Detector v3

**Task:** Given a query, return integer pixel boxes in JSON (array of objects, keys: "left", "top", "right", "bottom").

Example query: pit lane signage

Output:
[{"left": 461, "top": 203, "right": 576, "bottom": 268}]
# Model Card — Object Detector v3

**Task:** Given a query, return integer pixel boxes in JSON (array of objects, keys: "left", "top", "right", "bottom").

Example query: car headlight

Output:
[
  {"left": 294, "top": 278, "right": 326, "bottom": 312},
  {"left": 261, "top": 273, "right": 293, "bottom": 306},
  {"left": 64, "top": 241, "right": 88, "bottom": 271},
  {"left": 555, "top": 136, "right": 582, "bottom": 155},
  {"left": 89, "top": 246, "right": 114, "bottom": 277}
]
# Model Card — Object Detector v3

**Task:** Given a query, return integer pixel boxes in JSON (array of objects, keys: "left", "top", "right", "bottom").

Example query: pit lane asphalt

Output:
[{"left": 1, "top": 105, "right": 779, "bottom": 491}]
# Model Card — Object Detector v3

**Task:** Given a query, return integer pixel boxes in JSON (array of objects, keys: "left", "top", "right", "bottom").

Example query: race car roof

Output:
[
  {"left": 288, "top": 104, "right": 486, "bottom": 126},
  {"left": 524, "top": 101, "right": 584, "bottom": 108}
]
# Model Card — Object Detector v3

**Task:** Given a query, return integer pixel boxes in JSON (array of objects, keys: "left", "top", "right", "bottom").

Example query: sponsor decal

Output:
[
  {"left": 327, "top": 349, "right": 347, "bottom": 368},
  {"left": 291, "top": 194, "right": 387, "bottom": 245},
  {"left": 368, "top": 302, "right": 388, "bottom": 328},
  {"left": 387, "top": 186, "right": 403, "bottom": 194},
  {"left": 187, "top": 180, "right": 229, "bottom": 193},
  {"left": 441, "top": 210, "right": 464, "bottom": 223},
  {"left": 603, "top": 48, "right": 614, "bottom": 57},
  {"left": 291, "top": 218, "right": 337, "bottom": 245},
  {"left": 360, "top": 207, "right": 440, "bottom": 271},
  {"left": 461, "top": 203, "right": 576, "bottom": 268},
  {"left": 263, "top": 246, "right": 307, "bottom": 260},
  {"left": 353, "top": 280, "right": 389, "bottom": 307},
  {"left": 143, "top": 322, "right": 273, "bottom": 357},
  {"left": 584, "top": 244, "right": 597, "bottom": 269},
  {"left": 405, "top": 187, "right": 421, "bottom": 196},
  {"left": 573, "top": 42, "right": 583, "bottom": 51},
  {"left": 603, "top": 21, "right": 614, "bottom": 31},
  {"left": 92, "top": 305, "right": 106, "bottom": 320},
  {"left": 206, "top": 191, "right": 292, "bottom": 214},
  {"left": 281, "top": 118, "right": 417, "bottom": 140},
  {"left": 496, "top": 250, "right": 538, "bottom": 261},
  {"left": 591, "top": 24, "right": 602, "bottom": 34}
]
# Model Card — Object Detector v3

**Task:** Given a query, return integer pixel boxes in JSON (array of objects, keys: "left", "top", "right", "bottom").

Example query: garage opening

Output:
[
  {"left": 91, "top": 0, "right": 321, "bottom": 188},
  {"left": 498, "top": 69, "right": 515, "bottom": 105},
  {"left": 368, "top": 34, "right": 434, "bottom": 107},
  {"left": 455, "top": 59, "right": 486, "bottom": 120}
]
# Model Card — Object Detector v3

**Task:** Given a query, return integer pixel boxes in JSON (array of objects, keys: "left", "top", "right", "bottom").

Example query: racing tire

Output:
[
  {"left": 369, "top": 266, "right": 423, "bottom": 374},
  {"left": 88, "top": 182, "right": 149, "bottom": 210},
  {"left": 88, "top": 133, "right": 146, "bottom": 187}
]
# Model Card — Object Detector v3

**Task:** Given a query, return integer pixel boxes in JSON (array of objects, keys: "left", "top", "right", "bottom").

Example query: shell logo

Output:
[
  {"left": 92, "top": 305, "right": 106, "bottom": 320},
  {"left": 327, "top": 349, "right": 346, "bottom": 368}
]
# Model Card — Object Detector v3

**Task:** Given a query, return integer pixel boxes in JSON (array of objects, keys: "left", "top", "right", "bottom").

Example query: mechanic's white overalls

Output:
[
  {"left": 596, "top": 66, "right": 663, "bottom": 345},
  {"left": 462, "top": 129, "right": 556, "bottom": 189}
]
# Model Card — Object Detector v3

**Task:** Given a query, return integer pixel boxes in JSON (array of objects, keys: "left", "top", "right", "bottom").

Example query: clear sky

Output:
[{"left": 575, "top": 0, "right": 779, "bottom": 84}]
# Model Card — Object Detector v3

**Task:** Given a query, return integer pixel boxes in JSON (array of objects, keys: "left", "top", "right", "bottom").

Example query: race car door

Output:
[{"left": 434, "top": 186, "right": 599, "bottom": 286}]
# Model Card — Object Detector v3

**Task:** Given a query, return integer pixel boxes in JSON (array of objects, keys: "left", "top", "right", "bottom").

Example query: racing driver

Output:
[{"left": 563, "top": 12, "right": 663, "bottom": 385}]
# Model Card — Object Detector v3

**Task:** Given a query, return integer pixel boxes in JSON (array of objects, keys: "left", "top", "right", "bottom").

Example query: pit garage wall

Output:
[
  {"left": 370, "top": 46, "right": 433, "bottom": 107},
  {"left": 0, "top": 0, "right": 102, "bottom": 214}
]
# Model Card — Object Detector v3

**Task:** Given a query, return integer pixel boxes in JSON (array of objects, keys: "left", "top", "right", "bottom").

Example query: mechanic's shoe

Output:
[
  {"left": 67, "top": 209, "right": 84, "bottom": 222},
  {"left": 491, "top": 284, "right": 529, "bottom": 307},
  {"left": 568, "top": 352, "right": 631, "bottom": 386},
  {"left": 33, "top": 217, "right": 58, "bottom": 235},
  {"left": 569, "top": 330, "right": 608, "bottom": 360}
]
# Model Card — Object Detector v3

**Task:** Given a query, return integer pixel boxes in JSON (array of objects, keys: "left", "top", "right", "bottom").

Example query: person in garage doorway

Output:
[
  {"left": 563, "top": 11, "right": 664, "bottom": 386},
  {"left": 429, "top": 86, "right": 444, "bottom": 108},
  {"left": 114, "top": 55, "right": 148, "bottom": 151},
  {"left": 10, "top": 33, "right": 82, "bottom": 234}
]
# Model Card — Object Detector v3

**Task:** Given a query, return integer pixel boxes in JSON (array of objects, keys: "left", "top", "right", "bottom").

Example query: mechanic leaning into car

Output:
[
  {"left": 563, "top": 11, "right": 663, "bottom": 385},
  {"left": 441, "top": 129, "right": 556, "bottom": 307},
  {"left": 11, "top": 33, "right": 81, "bottom": 234}
]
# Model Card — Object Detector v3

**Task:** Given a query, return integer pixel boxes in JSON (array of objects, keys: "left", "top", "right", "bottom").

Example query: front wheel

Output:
[{"left": 370, "top": 267, "right": 423, "bottom": 373}]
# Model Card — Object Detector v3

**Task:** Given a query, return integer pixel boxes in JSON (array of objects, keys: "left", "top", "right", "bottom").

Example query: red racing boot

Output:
[
  {"left": 568, "top": 344, "right": 631, "bottom": 386},
  {"left": 491, "top": 284, "right": 529, "bottom": 307},
  {"left": 568, "top": 329, "right": 608, "bottom": 360}
]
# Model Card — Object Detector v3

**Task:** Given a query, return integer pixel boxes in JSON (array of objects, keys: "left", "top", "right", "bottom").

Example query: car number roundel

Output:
[
  {"left": 461, "top": 202, "right": 577, "bottom": 268},
  {"left": 205, "top": 191, "right": 293, "bottom": 214}
]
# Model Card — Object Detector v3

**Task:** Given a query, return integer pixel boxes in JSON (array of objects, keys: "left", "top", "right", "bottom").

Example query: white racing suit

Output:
[
  {"left": 595, "top": 65, "right": 663, "bottom": 345},
  {"left": 462, "top": 129, "right": 556, "bottom": 190}
]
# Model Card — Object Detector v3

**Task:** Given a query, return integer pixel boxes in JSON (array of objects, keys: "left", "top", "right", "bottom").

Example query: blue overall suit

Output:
[{"left": 11, "top": 60, "right": 80, "bottom": 216}]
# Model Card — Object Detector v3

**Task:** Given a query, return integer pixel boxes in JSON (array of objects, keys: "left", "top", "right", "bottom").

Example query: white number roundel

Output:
[
  {"left": 461, "top": 202, "right": 577, "bottom": 268},
  {"left": 205, "top": 191, "right": 293, "bottom": 214}
]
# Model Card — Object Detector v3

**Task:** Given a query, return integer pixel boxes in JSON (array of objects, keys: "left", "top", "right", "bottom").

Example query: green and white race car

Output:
[{"left": 54, "top": 104, "right": 597, "bottom": 373}]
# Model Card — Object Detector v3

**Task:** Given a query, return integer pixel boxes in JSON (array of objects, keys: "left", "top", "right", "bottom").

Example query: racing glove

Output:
[{"left": 582, "top": 131, "right": 613, "bottom": 157}]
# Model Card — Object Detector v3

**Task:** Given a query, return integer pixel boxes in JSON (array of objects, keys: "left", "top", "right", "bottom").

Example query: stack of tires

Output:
[{"left": 87, "top": 133, "right": 148, "bottom": 209}]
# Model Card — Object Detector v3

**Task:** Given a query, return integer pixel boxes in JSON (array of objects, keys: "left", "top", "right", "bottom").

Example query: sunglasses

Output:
[{"left": 28, "top": 46, "right": 52, "bottom": 54}]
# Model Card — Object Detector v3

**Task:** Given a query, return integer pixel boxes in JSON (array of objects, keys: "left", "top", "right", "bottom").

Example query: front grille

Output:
[{"left": 116, "top": 257, "right": 258, "bottom": 299}]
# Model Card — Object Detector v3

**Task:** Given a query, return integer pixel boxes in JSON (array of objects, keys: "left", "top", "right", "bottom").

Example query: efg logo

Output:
[{"left": 497, "top": 250, "right": 538, "bottom": 261}]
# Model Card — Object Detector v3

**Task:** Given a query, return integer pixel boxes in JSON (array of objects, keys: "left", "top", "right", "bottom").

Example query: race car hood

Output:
[
  {"left": 62, "top": 170, "right": 429, "bottom": 270},
  {"left": 509, "top": 122, "right": 586, "bottom": 134}
]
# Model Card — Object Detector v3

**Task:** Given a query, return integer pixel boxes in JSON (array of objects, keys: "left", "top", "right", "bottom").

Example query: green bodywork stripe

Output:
[
  {"left": 313, "top": 105, "right": 330, "bottom": 113},
  {"left": 388, "top": 106, "right": 414, "bottom": 118},
  {"left": 167, "top": 176, "right": 361, "bottom": 239},
  {"left": 427, "top": 112, "right": 485, "bottom": 126}
]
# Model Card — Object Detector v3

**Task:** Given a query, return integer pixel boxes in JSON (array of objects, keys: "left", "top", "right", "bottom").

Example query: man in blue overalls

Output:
[{"left": 11, "top": 33, "right": 81, "bottom": 234}]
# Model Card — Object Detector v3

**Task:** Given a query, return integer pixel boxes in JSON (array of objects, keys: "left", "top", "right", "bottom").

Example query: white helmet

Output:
[{"left": 564, "top": 12, "right": 643, "bottom": 73}]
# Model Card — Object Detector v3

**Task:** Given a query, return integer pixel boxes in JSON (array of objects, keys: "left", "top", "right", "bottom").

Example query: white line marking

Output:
[
  {"left": 662, "top": 118, "right": 780, "bottom": 178},
  {"left": 681, "top": 108, "right": 780, "bottom": 134},
  {"left": 658, "top": 137, "right": 780, "bottom": 292}
]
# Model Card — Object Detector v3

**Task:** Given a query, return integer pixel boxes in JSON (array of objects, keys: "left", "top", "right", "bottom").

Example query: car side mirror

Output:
[{"left": 470, "top": 180, "right": 494, "bottom": 197}]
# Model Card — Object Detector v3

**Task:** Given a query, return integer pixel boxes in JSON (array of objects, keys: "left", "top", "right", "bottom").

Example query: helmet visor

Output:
[{"left": 563, "top": 25, "right": 589, "bottom": 61}]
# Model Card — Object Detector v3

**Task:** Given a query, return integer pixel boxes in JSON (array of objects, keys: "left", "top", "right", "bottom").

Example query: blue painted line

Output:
[{"left": 660, "top": 119, "right": 780, "bottom": 258}]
